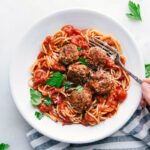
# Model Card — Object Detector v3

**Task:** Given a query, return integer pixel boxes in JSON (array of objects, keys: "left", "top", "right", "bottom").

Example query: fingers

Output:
[
  {"left": 143, "top": 78, "right": 150, "bottom": 83},
  {"left": 141, "top": 82, "right": 150, "bottom": 105},
  {"left": 140, "top": 98, "right": 147, "bottom": 107}
]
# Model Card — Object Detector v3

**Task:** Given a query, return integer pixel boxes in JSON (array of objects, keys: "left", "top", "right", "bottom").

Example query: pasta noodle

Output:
[{"left": 29, "top": 25, "right": 130, "bottom": 126}]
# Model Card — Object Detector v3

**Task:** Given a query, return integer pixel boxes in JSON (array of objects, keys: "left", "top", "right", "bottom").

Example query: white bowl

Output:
[{"left": 10, "top": 9, "right": 144, "bottom": 144}]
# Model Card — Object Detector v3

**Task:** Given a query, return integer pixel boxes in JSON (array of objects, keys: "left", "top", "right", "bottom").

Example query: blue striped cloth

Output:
[{"left": 26, "top": 106, "right": 150, "bottom": 150}]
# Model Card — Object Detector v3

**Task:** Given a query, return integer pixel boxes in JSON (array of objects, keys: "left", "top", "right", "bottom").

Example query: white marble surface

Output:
[{"left": 0, "top": 0, "right": 150, "bottom": 149}]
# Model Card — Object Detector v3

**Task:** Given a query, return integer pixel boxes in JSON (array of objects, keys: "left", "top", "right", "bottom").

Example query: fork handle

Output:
[{"left": 118, "top": 62, "right": 143, "bottom": 84}]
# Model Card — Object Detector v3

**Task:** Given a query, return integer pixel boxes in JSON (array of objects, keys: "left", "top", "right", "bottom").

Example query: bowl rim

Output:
[{"left": 9, "top": 8, "right": 145, "bottom": 144}]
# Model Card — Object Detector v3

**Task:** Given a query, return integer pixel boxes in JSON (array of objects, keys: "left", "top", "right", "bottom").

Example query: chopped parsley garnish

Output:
[
  {"left": 35, "top": 111, "right": 43, "bottom": 120},
  {"left": 30, "top": 88, "right": 42, "bottom": 106},
  {"left": 77, "top": 47, "right": 82, "bottom": 51},
  {"left": 79, "top": 57, "right": 88, "bottom": 65},
  {"left": 46, "top": 72, "right": 64, "bottom": 88},
  {"left": 44, "top": 96, "right": 51, "bottom": 106},
  {"left": 145, "top": 64, "right": 150, "bottom": 78},
  {"left": 126, "top": 1, "right": 142, "bottom": 21},
  {"left": 76, "top": 85, "right": 83, "bottom": 93},
  {"left": 0, "top": 143, "right": 10, "bottom": 150},
  {"left": 63, "top": 81, "right": 71, "bottom": 91}
]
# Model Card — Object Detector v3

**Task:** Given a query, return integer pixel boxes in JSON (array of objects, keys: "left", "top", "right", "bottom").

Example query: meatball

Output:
[
  {"left": 87, "top": 47, "right": 109, "bottom": 65},
  {"left": 67, "top": 63, "right": 90, "bottom": 84},
  {"left": 89, "top": 72, "right": 114, "bottom": 94},
  {"left": 59, "top": 44, "right": 79, "bottom": 65},
  {"left": 70, "top": 87, "right": 92, "bottom": 112}
]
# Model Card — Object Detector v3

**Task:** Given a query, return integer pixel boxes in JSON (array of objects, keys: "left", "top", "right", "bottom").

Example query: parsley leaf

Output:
[
  {"left": 44, "top": 96, "right": 51, "bottom": 106},
  {"left": 79, "top": 57, "right": 88, "bottom": 65},
  {"left": 76, "top": 85, "right": 83, "bottom": 93},
  {"left": 63, "top": 81, "right": 71, "bottom": 91},
  {"left": 145, "top": 64, "right": 150, "bottom": 78},
  {"left": 77, "top": 47, "right": 82, "bottom": 51},
  {"left": 35, "top": 111, "right": 43, "bottom": 120},
  {"left": 0, "top": 143, "right": 10, "bottom": 150},
  {"left": 126, "top": 1, "right": 142, "bottom": 21},
  {"left": 46, "top": 72, "right": 64, "bottom": 88},
  {"left": 30, "top": 88, "right": 42, "bottom": 106}
]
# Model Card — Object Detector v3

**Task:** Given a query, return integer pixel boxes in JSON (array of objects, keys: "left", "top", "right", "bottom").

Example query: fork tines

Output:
[{"left": 89, "top": 37, "right": 117, "bottom": 56}]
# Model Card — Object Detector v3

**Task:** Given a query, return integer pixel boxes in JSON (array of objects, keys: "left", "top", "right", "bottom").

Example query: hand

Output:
[{"left": 141, "top": 78, "right": 150, "bottom": 105}]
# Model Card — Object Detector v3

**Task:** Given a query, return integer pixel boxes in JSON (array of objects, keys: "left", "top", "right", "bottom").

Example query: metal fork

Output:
[{"left": 89, "top": 37, "right": 142, "bottom": 84}]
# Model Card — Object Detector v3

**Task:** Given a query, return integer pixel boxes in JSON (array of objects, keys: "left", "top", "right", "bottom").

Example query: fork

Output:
[{"left": 89, "top": 37, "right": 142, "bottom": 84}]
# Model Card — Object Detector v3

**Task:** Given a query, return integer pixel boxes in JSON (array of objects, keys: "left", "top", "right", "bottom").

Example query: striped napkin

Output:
[
  {"left": 27, "top": 41, "right": 150, "bottom": 150},
  {"left": 27, "top": 106, "right": 150, "bottom": 150}
]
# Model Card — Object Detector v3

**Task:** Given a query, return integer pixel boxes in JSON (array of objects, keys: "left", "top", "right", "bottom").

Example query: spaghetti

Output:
[{"left": 30, "top": 25, "right": 130, "bottom": 126}]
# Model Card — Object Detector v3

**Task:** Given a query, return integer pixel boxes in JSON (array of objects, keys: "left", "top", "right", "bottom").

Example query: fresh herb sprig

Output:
[
  {"left": 0, "top": 143, "right": 10, "bottom": 150},
  {"left": 44, "top": 96, "right": 51, "bottom": 106},
  {"left": 35, "top": 111, "right": 43, "bottom": 120},
  {"left": 76, "top": 85, "right": 83, "bottom": 93},
  {"left": 30, "top": 88, "right": 42, "bottom": 106},
  {"left": 79, "top": 57, "right": 88, "bottom": 65},
  {"left": 126, "top": 1, "right": 142, "bottom": 21},
  {"left": 63, "top": 81, "right": 71, "bottom": 91},
  {"left": 46, "top": 72, "right": 64, "bottom": 88},
  {"left": 77, "top": 47, "right": 82, "bottom": 51},
  {"left": 145, "top": 64, "right": 150, "bottom": 78}
]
